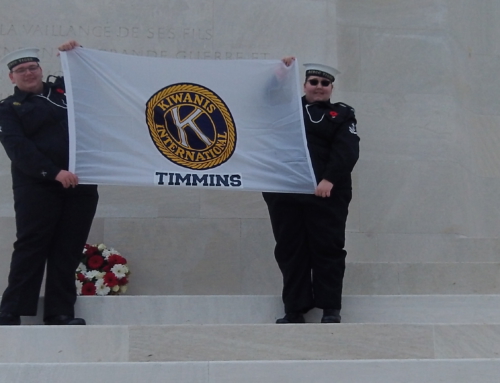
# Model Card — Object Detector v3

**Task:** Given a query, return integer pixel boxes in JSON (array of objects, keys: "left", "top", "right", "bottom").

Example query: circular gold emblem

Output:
[{"left": 146, "top": 83, "right": 237, "bottom": 170}]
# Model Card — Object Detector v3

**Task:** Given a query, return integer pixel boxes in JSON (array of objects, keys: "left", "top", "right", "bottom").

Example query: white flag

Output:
[{"left": 61, "top": 48, "right": 316, "bottom": 193}]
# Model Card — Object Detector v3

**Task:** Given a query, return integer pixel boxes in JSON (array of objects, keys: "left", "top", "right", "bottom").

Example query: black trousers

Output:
[
  {"left": 263, "top": 189, "right": 351, "bottom": 314},
  {"left": 0, "top": 182, "right": 98, "bottom": 320}
]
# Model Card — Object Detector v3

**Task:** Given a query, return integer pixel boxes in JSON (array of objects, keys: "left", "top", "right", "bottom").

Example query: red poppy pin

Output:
[
  {"left": 329, "top": 111, "right": 338, "bottom": 117},
  {"left": 56, "top": 88, "right": 65, "bottom": 94}
]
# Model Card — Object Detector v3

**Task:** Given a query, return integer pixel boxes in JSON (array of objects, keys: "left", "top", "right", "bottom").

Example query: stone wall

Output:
[{"left": 1, "top": 0, "right": 499, "bottom": 296}]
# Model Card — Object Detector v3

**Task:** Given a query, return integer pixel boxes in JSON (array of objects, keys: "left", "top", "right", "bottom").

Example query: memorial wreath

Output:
[{"left": 76, "top": 243, "right": 130, "bottom": 296}]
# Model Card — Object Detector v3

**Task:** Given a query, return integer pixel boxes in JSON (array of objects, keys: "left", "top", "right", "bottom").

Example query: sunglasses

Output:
[{"left": 307, "top": 79, "right": 332, "bottom": 87}]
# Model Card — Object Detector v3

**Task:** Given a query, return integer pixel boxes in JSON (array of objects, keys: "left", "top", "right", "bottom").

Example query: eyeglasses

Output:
[
  {"left": 11, "top": 65, "right": 40, "bottom": 75},
  {"left": 307, "top": 79, "right": 332, "bottom": 87}
]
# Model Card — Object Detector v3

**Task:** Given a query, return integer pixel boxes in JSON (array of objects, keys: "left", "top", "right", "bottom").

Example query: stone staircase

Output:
[{"left": 1, "top": 295, "right": 500, "bottom": 382}]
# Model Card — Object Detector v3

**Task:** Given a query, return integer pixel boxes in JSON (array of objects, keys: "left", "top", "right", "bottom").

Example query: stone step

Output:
[
  {"left": 1, "top": 322, "right": 500, "bottom": 363},
  {"left": 1, "top": 359, "right": 500, "bottom": 383},
  {"left": 16, "top": 294, "right": 500, "bottom": 325}
]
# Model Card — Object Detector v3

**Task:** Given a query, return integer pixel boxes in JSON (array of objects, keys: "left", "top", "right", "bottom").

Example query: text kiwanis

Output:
[
  {"left": 156, "top": 92, "right": 216, "bottom": 113},
  {"left": 155, "top": 172, "right": 242, "bottom": 188}
]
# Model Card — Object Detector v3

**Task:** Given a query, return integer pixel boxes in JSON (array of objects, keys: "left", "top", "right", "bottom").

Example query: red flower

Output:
[
  {"left": 81, "top": 282, "right": 96, "bottom": 295},
  {"left": 85, "top": 245, "right": 99, "bottom": 256},
  {"left": 76, "top": 273, "right": 86, "bottom": 282},
  {"left": 108, "top": 254, "right": 127, "bottom": 266},
  {"left": 102, "top": 265, "right": 112, "bottom": 272},
  {"left": 88, "top": 255, "right": 104, "bottom": 269},
  {"left": 329, "top": 111, "right": 338, "bottom": 117},
  {"left": 104, "top": 272, "right": 119, "bottom": 287},
  {"left": 118, "top": 277, "right": 128, "bottom": 286}
]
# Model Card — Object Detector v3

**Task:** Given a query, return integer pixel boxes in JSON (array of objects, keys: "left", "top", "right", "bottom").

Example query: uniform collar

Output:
[
  {"left": 301, "top": 95, "right": 333, "bottom": 109},
  {"left": 12, "top": 82, "right": 48, "bottom": 102}
]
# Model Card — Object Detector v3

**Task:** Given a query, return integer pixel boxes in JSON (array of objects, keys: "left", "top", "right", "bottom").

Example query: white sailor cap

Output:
[
  {"left": 0, "top": 48, "right": 40, "bottom": 70},
  {"left": 303, "top": 63, "right": 340, "bottom": 82}
]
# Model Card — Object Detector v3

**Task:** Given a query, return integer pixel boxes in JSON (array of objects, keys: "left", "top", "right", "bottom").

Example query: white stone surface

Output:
[
  {"left": 210, "top": 359, "right": 500, "bottom": 383},
  {"left": 13, "top": 295, "right": 500, "bottom": 325},
  {"left": 128, "top": 323, "right": 435, "bottom": 361},
  {"left": 0, "top": 362, "right": 209, "bottom": 383},
  {"left": 1, "top": 360, "right": 500, "bottom": 383},
  {"left": 2, "top": 322, "right": 500, "bottom": 362},
  {"left": 1, "top": 0, "right": 500, "bottom": 296},
  {"left": 0, "top": 326, "right": 129, "bottom": 363}
]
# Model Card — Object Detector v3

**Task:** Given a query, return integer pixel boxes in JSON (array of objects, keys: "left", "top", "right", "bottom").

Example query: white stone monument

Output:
[{"left": 1, "top": 0, "right": 499, "bottom": 297}]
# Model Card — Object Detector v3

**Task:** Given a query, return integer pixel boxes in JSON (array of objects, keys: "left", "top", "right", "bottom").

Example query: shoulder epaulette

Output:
[
  {"left": 0, "top": 95, "right": 14, "bottom": 105},
  {"left": 333, "top": 102, "right": 355, "bottom": 114},
  {"left": 330, "top": 102, "right": 356, "bottom": 121}
]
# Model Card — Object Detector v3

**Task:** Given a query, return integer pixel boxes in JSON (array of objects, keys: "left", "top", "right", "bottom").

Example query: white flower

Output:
[
  {"left": 97, "top": 243, "right": 107, "bottom": 251},
  {"left": 109, "top": 247, "right": 120, "bottom": 255},
  {"left": 112, "top": 285, "right": 120, "bottom": 292},
  {"left": 111, "top": 264, "right": 128, "bottom": 278},
  {"left": 76, "top": 263, "right": 87, "bottom": 273},
  {"left": 84, "top": 270, "right": 100, "bottom": 279},
  {"left": 119, "top": 285, "right": 128, "bottom": 294},
  {"left": 75, "top": 280, "right": 83, "bottom": 295},
  {"left": 95, "top": 279, "right": 111, "bottom": 296},
  {"left": 102, "top": 249, "right": 112, "bottom": 259}
]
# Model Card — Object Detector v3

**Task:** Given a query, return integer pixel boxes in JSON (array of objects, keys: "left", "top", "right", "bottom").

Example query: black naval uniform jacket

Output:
[{"left": 0, "top": 77, "right": 70, "bottom": 188}]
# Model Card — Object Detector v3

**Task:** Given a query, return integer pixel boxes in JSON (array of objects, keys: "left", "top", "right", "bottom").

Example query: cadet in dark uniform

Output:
[
  {"left": 263, "top": 58, "right": 359, "bottom": 324},
  {"left": 0, "top": 41, "right": 98, "bottom": 326}
]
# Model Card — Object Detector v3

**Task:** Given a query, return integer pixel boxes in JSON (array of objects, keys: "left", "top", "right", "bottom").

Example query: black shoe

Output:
[
  {"left": 321, "top": 309, "right": 341, "bottom": 323},
  {"left": 0, "top": 312, "right": 21, "bottom": 326},
  {"left": 44, "top": 315, "right": 86, "bottom": 326},
  {"left": 276, "top": 313, "right": 305, "bottom": 324}
]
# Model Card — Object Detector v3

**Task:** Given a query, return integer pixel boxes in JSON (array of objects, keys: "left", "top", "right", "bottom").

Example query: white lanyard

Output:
[
  {"left": 34, "top": 88, "right": 67, "bottom": 109},
  {"left": 305, "top": 104, "right": 324, "bottom": 124}
]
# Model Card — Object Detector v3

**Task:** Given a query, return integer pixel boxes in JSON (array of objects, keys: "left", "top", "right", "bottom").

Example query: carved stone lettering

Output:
[{"left": 0, "top": 24, "right": 213, "bottom": 41}]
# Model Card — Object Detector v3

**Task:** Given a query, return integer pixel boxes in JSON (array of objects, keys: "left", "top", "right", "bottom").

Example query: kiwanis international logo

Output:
[{"left": 145, "top": 83, "right": 237, "bottom": 170}]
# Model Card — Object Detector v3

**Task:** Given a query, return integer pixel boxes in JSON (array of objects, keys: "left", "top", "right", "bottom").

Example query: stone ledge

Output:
[
  {"left": 1, "top": 359, "right": 500, "bottom": 383},
  {"left": 15, "top": 294, "right": 500, "bottom": 325},
  {"left": 1, "top": 323, "right": 500, "bottom": 362}
]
